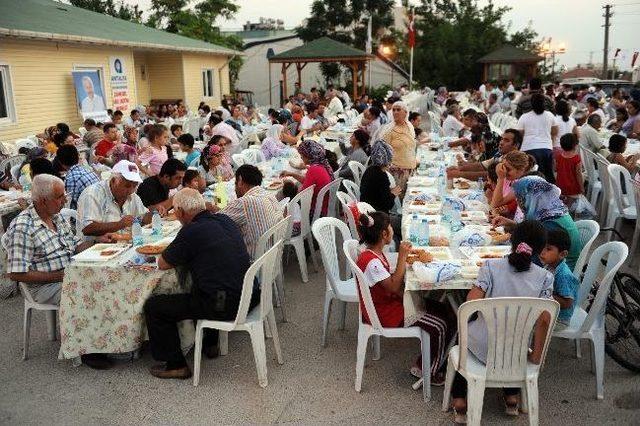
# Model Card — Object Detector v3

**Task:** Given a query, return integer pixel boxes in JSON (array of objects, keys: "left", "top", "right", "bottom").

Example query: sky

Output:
[{"left": 126, "top": 0, "right": 640, "bottom": 71}]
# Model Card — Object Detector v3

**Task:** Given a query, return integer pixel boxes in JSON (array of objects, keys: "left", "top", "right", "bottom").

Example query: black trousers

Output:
[
  {"left": 144, "top": 288, "right": 260, "bottom": 366},
  {"left": 451, "top": 372, "right": 519, "bottom": 399},
  {"left": 525, "top": 148, "right": 555, "bottom": 184}
]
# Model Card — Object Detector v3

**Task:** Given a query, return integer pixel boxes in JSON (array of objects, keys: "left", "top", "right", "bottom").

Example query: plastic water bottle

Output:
[
  {"left": 151, "top": 210, "right": 162, "bottom": 241},
  {"left": 409, "top": 214, "right": 419, "bottom": 244},
  {"left": 419, "top": 153, "right": 426, "bottom": 173},
  {"left": 450, "top": 209, "right": 463, "bottom": 232},
  {"left": 132, "top": 218, "right": 144, "bottom": 247},
  {"left": 418, "top": 219, "right": 430, "bottom": 247},
  {"left": 19, "top": 175, "right": 31, "bottom": 192},
  {"left": 216, "top": 181, "right": 228, "bottom": 208},
  {"left": 477, "top": 176, "right": 484, "bottom": 191}
]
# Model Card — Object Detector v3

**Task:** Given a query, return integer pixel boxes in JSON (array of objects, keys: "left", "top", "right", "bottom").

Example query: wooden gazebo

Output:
[
  {"left": 268, "top": 37, "right": 374, "bottom": 103},
  {"left": 478, "top": 45, "right": 543, "bottom": 83}
]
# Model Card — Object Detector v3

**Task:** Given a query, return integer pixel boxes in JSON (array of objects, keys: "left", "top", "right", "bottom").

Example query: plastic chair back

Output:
[
  {"left": 342, "top": 179, "right": 360, "bottom": 201},
  {"left": 286, "top": 185, "right": 314, "bottom": 239},
  {"left": 633, "top": 180, "right": 640, "bottom": 221},
  {"left": 337, "top": 191, "right": 358, "bottom": 238},
  {"left": 254, "top": 216, "right": 290, "bottom": 260},
  {"left": 582, "top": 147, "right": 599, "bottom": 188},
  {"left": 573, "top": 220, "right": 600, "bottom": 277},
  {"left": 343, "top": 239, "right": 384, "bottom": 331},
  {"left": 312, "top": 178, "right": 342, "bottom": 223},
  {"left": 241, "top": 148, "right": 266, "bottom": 165},
  {"left": 0, "top": 154, "right": 26, "bottom": 177},
  {"left": 576, "top": 241, "right": 628, "bottom": 331},
  {"left": 10, "top": 164, "right": 21, "bottom": 183},
  {"left": 59, "top": 208, "right": 78, "bottom": 225},
  {"left": 607, "top": 163, "right": 635, "bottom": 214},
  {"left": 457, "top": 298, "right": 559, "bottom": 382},
  {"left": 233, "top": 241, "right": 282, "bottom": 326},
  {"left": 313, "top": 218, "right": 353, "bottom": 292},
  {"left": 593, "top": 154, "right": 612, "bottom": 219},
  {"left": 348, "top": 161, "right": 366, "bottom": 185},
  {"left": 231, "top": 153, "right": 245, "bottom": 168}
]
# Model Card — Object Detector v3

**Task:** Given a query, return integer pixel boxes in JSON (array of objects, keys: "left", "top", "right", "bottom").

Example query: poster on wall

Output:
[
  {"left": 72, "top": 70, "right": 107, "bottom": 119},
  {"left": 109, "top": 56, "right": 130, "bottom": 112}
]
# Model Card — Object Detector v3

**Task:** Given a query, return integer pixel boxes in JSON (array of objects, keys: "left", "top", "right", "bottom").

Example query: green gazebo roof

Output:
[
  {"left": 268, "top": 36, "right": 373, "bottom": 63},
  {"left": 478, "top": 45, "right": 543, "bottom": 64}
]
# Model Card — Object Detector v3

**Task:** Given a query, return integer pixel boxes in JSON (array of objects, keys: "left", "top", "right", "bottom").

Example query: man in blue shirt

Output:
[
  {"left": 144, "top": 188, "right": 259, "bottom": 379},
  {"left": 56, "top": 145, "right": 99, "bottom": 209}
]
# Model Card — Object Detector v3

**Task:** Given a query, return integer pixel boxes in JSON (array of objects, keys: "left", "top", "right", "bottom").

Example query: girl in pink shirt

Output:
[{"left": 137, "top": 124, "right": 169, "bottom": 176}]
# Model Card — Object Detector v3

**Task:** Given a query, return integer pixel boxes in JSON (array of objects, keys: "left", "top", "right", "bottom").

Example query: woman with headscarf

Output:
[
  {"left": 261, "top": 124, "right": 288, "bottom": 160},
  {"left": 373, "top": 101, "right": 416, "bottom": 200},
  {"left": 493, "top": 175, "right": 582, "bottom": 270},
  {"left": 280, "top": 139, "right": 333, "bottom": 217}
]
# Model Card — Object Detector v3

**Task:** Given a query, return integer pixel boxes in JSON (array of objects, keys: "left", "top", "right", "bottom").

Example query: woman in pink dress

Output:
[{"left": 137, "top": 124, "right": 168, "bottom": 176}]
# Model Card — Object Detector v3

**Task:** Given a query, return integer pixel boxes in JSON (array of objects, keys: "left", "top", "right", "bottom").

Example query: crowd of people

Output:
[{"left": 1, "top": 76, "right": 637, "bottom": 422}]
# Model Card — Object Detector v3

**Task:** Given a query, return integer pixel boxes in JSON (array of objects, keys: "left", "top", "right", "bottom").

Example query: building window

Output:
[
  {"left": 202, "top": 69, "right": 216, "bottom": 98},
  {"left": 0, "top": 65, "right": 16, "bottom": 124}
]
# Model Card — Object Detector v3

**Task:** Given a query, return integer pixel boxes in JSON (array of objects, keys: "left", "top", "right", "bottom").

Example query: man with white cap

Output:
[{"left": 77, "top": 160, "right": 155, "bottom": 240}]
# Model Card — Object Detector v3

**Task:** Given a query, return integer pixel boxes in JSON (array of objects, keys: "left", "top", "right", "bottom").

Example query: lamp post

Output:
[
  {"left": 540, "top": 40, "right": 566, "bottom": 80},
  {"left": 378, "top": 43, "right": 395, "bottom": 88}
]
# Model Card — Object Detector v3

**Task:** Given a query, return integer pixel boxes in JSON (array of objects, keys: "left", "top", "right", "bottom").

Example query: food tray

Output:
[
  {"left": 459, "top": 210, "right": 488, "bottom": 221},
  {"left": 423, "top": 246, "right": 453, "bottom": 260},
  {"left": 408, "top": 176, "right": 437, "bottom": 186},
  {"left": 459, "top": 245, "right": 511, "bottom": 261},
  {"left": 72, "top": 243, "right": 130, "bottom": 262}
]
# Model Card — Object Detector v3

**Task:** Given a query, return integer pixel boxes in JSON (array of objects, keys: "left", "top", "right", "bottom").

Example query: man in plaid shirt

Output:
[
  {"left": 3, "top": 174, "right": 92, "bottom": 304},
  {"left": 56, "top": 145, "right": 99, "bottom": 209}
]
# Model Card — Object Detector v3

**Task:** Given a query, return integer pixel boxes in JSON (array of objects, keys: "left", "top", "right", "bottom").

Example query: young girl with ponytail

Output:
[
  {"left": 448, "top": 220, "right": 554, "bottom": 423},
  {"left": 355, "top": 211, "right": 456, "bottom": 386}
]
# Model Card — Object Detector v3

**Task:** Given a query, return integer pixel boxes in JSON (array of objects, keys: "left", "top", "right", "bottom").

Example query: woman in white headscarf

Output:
[
  {"left": 261, "top": 124, "right": 287, "bottom": 160},
  {"left": 372, "top": 100, "right": 416, "bottom": 200}
]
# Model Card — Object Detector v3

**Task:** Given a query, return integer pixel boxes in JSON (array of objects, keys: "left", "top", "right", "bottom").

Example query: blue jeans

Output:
[{"left": 525, "top": 148, "right": 554, "bottom": 183}]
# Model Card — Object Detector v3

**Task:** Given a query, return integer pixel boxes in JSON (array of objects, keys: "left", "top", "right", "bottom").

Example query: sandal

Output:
[
  {"left": 504, "top": 396, "right": 519, "bottom": 416},
  {"left": 453, "top": 407, "right": 467, "bottom": 424}
]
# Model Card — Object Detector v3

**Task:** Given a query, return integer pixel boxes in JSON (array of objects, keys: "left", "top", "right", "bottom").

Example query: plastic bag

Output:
[{"left": 570, "top": 195, "right": 597, "bottom": 219}]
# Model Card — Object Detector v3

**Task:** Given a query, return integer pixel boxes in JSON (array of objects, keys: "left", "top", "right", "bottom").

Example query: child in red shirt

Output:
[
  {"left": 554, "top": 134, "right": 584, "bottom": 204},
  {"left": 355, "top": 211, "right": 456, "bottom": 384}
]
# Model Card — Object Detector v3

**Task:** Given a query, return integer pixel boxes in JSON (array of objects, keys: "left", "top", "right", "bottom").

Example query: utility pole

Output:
[
  {"left": 602, "top": 4, "right": 613, "bottom": 79},
  {"left": 589, "top": 50, "right": 595, "bottom": 65}
]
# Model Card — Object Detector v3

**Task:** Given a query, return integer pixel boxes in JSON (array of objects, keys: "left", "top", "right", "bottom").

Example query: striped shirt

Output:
[
  {"left": 220, "top": 186, "right": 283, "bottom": 258},
  {"left": 3, "top": 206, "right": 77, "bottom": 274}
]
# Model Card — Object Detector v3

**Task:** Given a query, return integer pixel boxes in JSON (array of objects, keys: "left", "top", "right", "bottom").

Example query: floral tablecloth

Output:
[{"left": 58, "top": 263, "right": 194, "bottom": 359}]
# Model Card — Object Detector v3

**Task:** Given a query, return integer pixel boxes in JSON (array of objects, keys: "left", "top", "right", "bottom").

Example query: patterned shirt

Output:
[
  {"left": 64, "top": 164, "right": 100, "bottom": 209},
  {"left": 220, "top": 186, "right": 283, "bottom": 258},
  {"left": 76, "top": 179, "right": 148, "bottom": 240},
  {"left": 3, "top": 206, "right": 77, "bottom": 275}
]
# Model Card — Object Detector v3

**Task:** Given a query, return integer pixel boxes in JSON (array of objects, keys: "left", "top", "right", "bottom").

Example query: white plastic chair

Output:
[
  {"left": 343, "top": 239, "right": 432, "bottom": 402},
  {"left": 342, "top": 179, "right": 360, "bottom": 201},
  {"left": 284, "top": 185, "right": 318, "bottom": 283},
  {"left": 0, "top": 154, "right": 26, "bottom": 177},
  {"left": 59, "top": 208, "right": 78, "bottom": 225},
  {"left": 312, "top": 178, "right": 342, "bottom": 223},
  {"left": 593, "top": 154, "right": 613, "bottom": 226},
  {"left": 573, "top": 220, "right": 600, "bottom": 278},
  {"left": 582, "top": 148, "right": 601, "bottom": 207},
  {"left": 231, "top": 153, "right": 245, "bottom": 168},
  {"left": 14, "top": 139, "right": 37, "bottom": 152},
  {"left": 10, "top": 164, "right": 21, "bottom": 183},
  {"left": 553, "top": 241, "right": 628, "bottom": 400},
  {"left": 254, "top": 216, "right": 291, "bottom": 322},
  {"left": 442, "top": 298, "right": 559, "bottom": 426},
  {"left": 312, "top": 218, "right": 358, "bottom": 347},
  {"left": 336, "top": 191, "right": 358, "bottom": 238},
  {"left": 607, "top": 163, "right": 637, "bottom": 230},
  {"left": 241, "top": 148, "right": 266, "bottom": 165},
  {"left": 348, "top": 161, "right": 366, "bottom": 185},
  {"left": 630, "top": 180, "right": 640, "bottom": 272},
  {"left": 193, "top": 241, "right": 284, "bottom": 387},
  {"left": 78, "top": 127, "right": 87, "bottom": 136}
]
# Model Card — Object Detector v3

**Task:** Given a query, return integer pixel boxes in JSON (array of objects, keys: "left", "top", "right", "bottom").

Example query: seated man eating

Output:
[
  {"left": 136, "top": 158, "right": 187, "bottom": 211},
  {"left": 144, "top": 188, "right": 259, "bottom": 379}
]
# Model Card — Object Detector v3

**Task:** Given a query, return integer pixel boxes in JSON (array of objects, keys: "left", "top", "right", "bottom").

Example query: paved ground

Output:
[{"left": 1, "top": 234, "right": 640, "bottom": 425}]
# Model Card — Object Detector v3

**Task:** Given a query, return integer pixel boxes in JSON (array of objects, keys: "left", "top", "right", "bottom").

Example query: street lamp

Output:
[{"left": 539, "top": 39, "right": 566, "bottom": 80}]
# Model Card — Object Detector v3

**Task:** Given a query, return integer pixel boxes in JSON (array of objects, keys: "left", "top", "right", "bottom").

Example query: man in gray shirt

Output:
[{"left": 579, "top": 114, "right": 610, "bottom": 157}]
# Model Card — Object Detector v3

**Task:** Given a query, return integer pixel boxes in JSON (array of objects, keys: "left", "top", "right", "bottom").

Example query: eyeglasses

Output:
[{"left": 392, "top": 108, "right": 403, "bottom": 111}]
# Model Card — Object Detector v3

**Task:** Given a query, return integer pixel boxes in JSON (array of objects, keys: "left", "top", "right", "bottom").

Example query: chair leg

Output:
[
  {"left": 192, "top": 324, "right": 204, "bottom": 386},
  {"left": 630, "top": 224, "right": 640, "bottom": 268},
  {"left": 592, "top": 331, "right": 605, "bottom": 400},
  {"left": 248, "top": 324, "right": 269, "bottom": 388},
  {"left": 355, "top": 327, "right": 369, "bottom": 392},
  {"left": 275, "top": 272, "right": 287, "bottom": 323},
  {"left": 268, "top": 311, "right": 284, "bottom": 365},
  {"left": 219, "top": 331, "right": 229, "bottom": 356},
  {"left": 292, "top": 240, "right": 309, "bottom": 283},
  {"left": 338, "top": 300, "right": 347, "bottom": 330},
  {"left": 23, "top": 306, "right": 32, "bottom": 361},
  {"left": 307, "top": 234, "right": 319, "bottom": 273},
  {"left": 372, "top": 335, "right": 381, "bottom": 361},
  {"left": 46, "top": 310, "right": 57, "bottom": 341},
  {"left": 321, "top": 292, "right": 333, "bottom": 348},
  {"left": 524, "top": 378, "right": 539, "bottom": 426},
  {"left": 520, "top": 381, "right": 529, "bottom": 414},
  {"left": 466, "top": 378, "right": 486, "bottom": 426},
  {"left": 420, "top": 330, "right": 431, "bottom": 402},
  {"left": 575, "top": 339, "right": 582, "bottom": 359},
  {"left": 441, "top": 356, "right": 455, "bottom": 412}
]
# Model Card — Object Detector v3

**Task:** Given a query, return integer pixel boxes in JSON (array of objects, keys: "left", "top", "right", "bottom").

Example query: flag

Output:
[
  {"left": 614, "top": 48, "right": 621, "bottom": 58},
  {"left": 632, "top": 51, "right": 639, "bottom": 68},
  {"left": 408, "top": 9, "right": 416, "bottom": 49}
]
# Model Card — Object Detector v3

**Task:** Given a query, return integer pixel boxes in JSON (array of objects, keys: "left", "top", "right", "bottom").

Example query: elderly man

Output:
[
  {"left": 579, "top": 114, "right": 610, "bottom": 157},
  {"left": 144, "top": 188, "right": 257, "bottom": 379},
  {"left": 136, "top": 159, "right": 186, "bottom": 211},
  {"left": 325, "top": 89, "right": 344, "bottom": 119},
  {"left": 446, "top": 129, "right": 522, "bottom": 181},
  {"left": 77, "top": 160, "right": 153, "bottom": 240},
  {"left": 218, "top": 165, "right": 283, "bottom": 258}
]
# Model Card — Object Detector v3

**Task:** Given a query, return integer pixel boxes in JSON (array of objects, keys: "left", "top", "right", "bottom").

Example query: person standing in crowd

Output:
[
  {"left": 554, "top": 134, "right": 584, "bottom": 203},
  {"left": 280, "top": 139, "right": 333, "bottom": 217},
  {"left": 516, "top": 93, "right": 558, "bottom": 183},
  {"left": 56, "top": 145, "right": 99, "bottom": 209},
  {"left": 375, "top": 101, "right": 416, "bottom": 199},
  {"left": 338, "top": 129, "right": 370, "bottom": 180},
  {"left": 137, "top": 159, "right": 187, "bottom": 211},
  {"left": 144, "top": 188, "right": 257, "bottom": 379},
  {"left": 553, "top": 100, "right": 578, "bottom": 150},
  {"left": 515, "top": 78, "right": 555, "bottom": 118},
  {"left": 218, "top": 165, "right": 283, "bottom": 258}
]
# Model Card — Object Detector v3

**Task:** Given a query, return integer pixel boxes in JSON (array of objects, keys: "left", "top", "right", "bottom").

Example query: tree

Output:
[
  {"left": 147, "top": 0, "right": 243, "bottom": 89},
  {"left": 411, "top": 0, "right": 540, "bottom": 89},
  {"left": 69, "top": 0, "right": 143, "bottom": 23},
  {"left": 296, "top": 0, "right": 395, "bottom": 84}
]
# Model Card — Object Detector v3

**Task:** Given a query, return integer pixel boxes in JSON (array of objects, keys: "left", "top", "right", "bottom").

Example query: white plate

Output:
[{"left": 72, "top": 243, "right": 130, "bottom": 262}]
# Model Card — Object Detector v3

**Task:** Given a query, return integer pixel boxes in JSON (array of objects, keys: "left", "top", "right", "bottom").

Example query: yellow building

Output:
[{"left": 0, "top": 0, "right": 240, "bottom": 143}]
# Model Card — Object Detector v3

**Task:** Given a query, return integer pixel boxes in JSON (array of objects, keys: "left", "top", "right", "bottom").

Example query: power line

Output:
[{"left": 612, "top": 1, "right": 640, "bottom": 6}]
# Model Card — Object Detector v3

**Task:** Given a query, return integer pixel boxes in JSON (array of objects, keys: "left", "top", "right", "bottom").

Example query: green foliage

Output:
[
  {"left": 411, "top": 0, "right": 539, "bottom": 89},
  {"left": 296, "top": 0, "right": 394, "bottom": 84},
  {"left": 69, "top": 0, "right": 143, "bottom": 22},
  {"left": 368, "top": 84, "right": 392, "bottom": 101}
]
